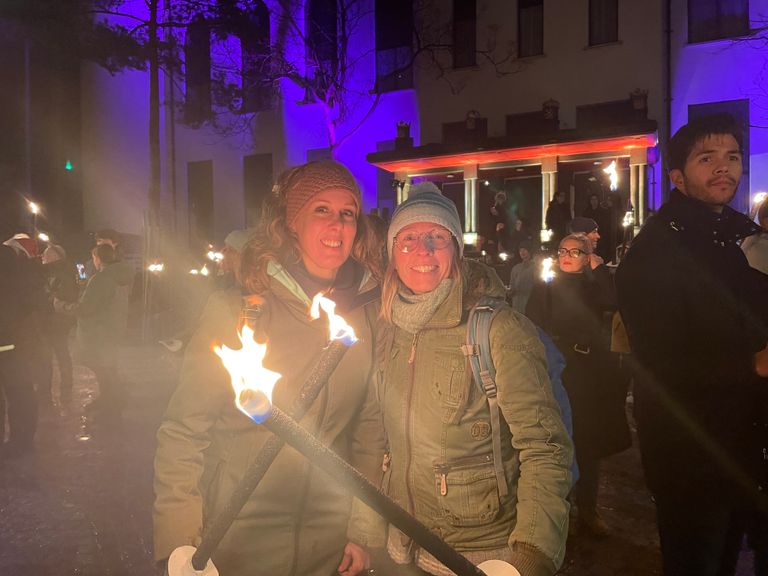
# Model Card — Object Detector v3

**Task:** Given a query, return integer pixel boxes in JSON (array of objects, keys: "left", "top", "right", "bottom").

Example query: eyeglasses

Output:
[
  {"left": 557, "top": 248, "right": 585, "bottom": 258},
  {"left": 395, "top": 229, "right": 453, "bottom": 253}
]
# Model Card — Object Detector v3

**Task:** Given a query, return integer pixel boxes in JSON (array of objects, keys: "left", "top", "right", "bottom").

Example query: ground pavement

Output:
[{"left": 0, "top": 344, "right": 758, "bottom": 575}]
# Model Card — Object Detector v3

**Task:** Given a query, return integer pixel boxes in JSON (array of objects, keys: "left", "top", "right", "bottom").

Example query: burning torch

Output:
[
  {"left": 27, "top": 200, "right": 40, "bottom": 232},
  {"left": 540, "top": 257, "right": 555, "bottom": 283},
  {"left": 603, "top": 160, "right": 618, "bottom": 192},
  {"left": 186, "top": 295, "right": 359, "bottom": 573},
  {"left": 169, "top": 295, "right": 518, "bottom": 576}
]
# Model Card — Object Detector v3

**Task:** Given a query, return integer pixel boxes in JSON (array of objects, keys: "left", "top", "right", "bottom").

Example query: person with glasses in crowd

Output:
[
  {"left": 526, "top": 234, "right": 630, "bottom": 537},
  {"left": 349, "top": 182, "right": 573, "bottom": 576}
]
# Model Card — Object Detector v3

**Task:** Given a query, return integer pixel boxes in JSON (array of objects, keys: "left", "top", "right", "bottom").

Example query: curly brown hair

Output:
[{"left": 239, "top": 164, "right": 385, "bottom": 294}]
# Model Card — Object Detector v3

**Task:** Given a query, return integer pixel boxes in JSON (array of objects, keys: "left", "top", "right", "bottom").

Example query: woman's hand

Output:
[{"left": 337, "top": 541, "right": 371, "bottom": 576}]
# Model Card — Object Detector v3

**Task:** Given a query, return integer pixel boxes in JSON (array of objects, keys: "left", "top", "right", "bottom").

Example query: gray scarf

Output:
[{"left": 391, "top": 279, "right": 454, "bottom": 334}]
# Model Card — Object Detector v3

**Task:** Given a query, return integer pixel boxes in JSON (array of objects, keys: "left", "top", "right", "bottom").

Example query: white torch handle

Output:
[
  {"left": 477, "top": 560, "right": 522, "bottom": 576},
  {"left": 167, "top": 546, "right": 219, "bottom": 576}
]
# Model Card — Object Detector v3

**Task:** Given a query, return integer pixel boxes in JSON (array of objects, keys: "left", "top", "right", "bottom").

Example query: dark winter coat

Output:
[
  {"left": 615, "top": 189, "right": 768, "bottom": 499},
  {"left": 526, "top": 268, "right": 630, "bottom": 460}
]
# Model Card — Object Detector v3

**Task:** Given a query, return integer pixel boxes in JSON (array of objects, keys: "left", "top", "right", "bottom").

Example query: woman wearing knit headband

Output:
[
  {"left": 154, "top": 160, "right": 384, "bottom": 576},
  {"left": 348, "top": 182, "right": 573, "bottom": 576}
]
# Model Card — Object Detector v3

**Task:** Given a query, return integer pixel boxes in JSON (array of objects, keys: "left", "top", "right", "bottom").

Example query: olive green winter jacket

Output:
[
  {"left": 153, "top": 262, "right": 383, "bottom": 576},
  {"left": 349, "top": 260, "right": 573, "bottom": 576}
]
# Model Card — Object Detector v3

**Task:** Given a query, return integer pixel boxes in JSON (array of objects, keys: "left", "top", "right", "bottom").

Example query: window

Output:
[
  {"left": 518, "top": 0, "right": 543, "bottom": 58},
  {"left": 589, "top": 0, "right": 618, "bottom": 46},
  {"left": 688, "top": 0, "right": 749, "bottom": 43},
  {"left": 453, "top": 0, "right": 476, "bottom": 68},
  {"left": 307, "top": 0, "right": 338, "bottom": 77},
  {"left": 185, "top": 15, "right": 211, "bottom": 124},
  {"left": 376, "top": 0, "right": 413, "bottom": 91},
  {"left": 688, "top": 99, "right": 750, "bottom": 212},
  {"left": 241, "top": 2, "right": 272, "bottom": 113}
]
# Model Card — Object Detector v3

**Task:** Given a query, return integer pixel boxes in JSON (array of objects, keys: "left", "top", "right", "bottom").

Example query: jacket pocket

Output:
[
  {"left": 434, "top": 454, "right": 500, "bottom": 527},
  {"left": 433, "top": 350, "right": 467, "bottom": 408}
]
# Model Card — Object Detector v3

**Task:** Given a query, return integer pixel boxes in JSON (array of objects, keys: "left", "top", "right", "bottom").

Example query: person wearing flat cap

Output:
[
  {"left": 154, "top": 160, "right": 385, "bottom": 576},
  {"left": 348, "top": 182, "right": 573, "bottom": 576}
]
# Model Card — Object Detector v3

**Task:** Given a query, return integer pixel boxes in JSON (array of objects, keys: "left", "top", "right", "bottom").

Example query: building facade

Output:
[
  {"left": 79, "top": 0, "right": 666, "bottom": 256},
  {"left": 670, "top": 0, "right": 768, "bottom": 215}
]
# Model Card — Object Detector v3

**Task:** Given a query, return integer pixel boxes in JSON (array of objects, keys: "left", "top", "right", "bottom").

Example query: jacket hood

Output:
[
  {"left": 422, "top": 259, "right": 507, "bottom": 330},
  {"left": 266, "top": 259, "right": 379, "bottom": 312}
]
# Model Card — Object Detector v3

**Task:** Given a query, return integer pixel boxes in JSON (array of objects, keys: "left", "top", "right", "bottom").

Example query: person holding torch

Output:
[
  {"left": 153, "top": 160, "right": 385, "bottom": 576},
  {"left": 349, "top": 183, "right": 573, "bottom": 576}
]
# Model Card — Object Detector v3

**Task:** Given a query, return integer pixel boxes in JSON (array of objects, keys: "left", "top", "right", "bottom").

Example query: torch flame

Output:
[
  {"left": 213, "top": 325, "right": 282, "bottom": 423},
  {"left": 310, "top": 294, "right": 357, "bottom": 345},
  {"left": 540, "top": 257, "right": 555, "bottom": 283},
  {"left": 603, "top": 160, "right": 618, "bottom": 192}
]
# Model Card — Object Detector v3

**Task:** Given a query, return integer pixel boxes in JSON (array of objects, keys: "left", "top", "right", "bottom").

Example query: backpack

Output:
[{"left": 463, "top": 296, "right": 577, "bottom": 495}]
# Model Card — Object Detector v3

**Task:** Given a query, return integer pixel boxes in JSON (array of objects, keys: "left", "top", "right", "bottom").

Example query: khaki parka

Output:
[
  {"left": 153, "top": 262, "right": 383, "bottom": 576},
  {"left": 349, "top": 260, "right": 573, "bottom": 576}
]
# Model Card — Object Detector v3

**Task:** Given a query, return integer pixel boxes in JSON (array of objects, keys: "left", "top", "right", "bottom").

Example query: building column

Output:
[
  {"left": 541, "top": 156, "right": 558, "bottom": 240},
  {"left": 394, "top": 171, "right": 411, "bottom": 204},
  {"left": 463, "top": 164, "right": 479, "bottom": 246},
  {"left": 629, "top": 148, "right": 648, "bottom": 229}
]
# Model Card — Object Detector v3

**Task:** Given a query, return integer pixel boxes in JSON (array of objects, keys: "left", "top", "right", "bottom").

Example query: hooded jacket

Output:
[
  {"left": 350, "top": 260, "right": 572, "bottom": 576},
  {"left": 153, "top": 261, "right": 382, "bottom": 576}
]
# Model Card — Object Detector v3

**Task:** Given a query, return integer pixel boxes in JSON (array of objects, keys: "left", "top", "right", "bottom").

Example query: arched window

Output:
[
  {"left": 185, "top": 15, "right": 211, "bottom": 123},
  {"left": 241, "top": 1, "right": 271, "bottom": 113}
]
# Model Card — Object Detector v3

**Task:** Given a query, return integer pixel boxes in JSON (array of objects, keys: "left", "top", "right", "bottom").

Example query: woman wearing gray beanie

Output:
[{"left": 348, "top": 182, "right": 573, "bottom": 576}]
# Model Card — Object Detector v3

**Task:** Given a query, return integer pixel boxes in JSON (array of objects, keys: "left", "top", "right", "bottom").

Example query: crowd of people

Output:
[
  {"left": 0, "top": 229, "right": 137, "bottom": 458},
  {"left": 3, "top": 113, "right": 768, "bottom": 576}
]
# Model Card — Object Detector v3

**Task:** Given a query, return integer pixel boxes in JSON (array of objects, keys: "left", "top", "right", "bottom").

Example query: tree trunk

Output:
[{"left": 148, "top": 0, "right": 161, "bottom": 227}]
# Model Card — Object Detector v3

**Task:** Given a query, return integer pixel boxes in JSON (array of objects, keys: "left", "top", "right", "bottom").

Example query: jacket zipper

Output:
[{"left": 404, "top": 332, "right": 420, "bottom": 514}]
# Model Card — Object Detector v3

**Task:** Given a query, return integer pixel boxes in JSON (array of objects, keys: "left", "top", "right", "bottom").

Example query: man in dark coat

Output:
[
  {"left": 0, "top": 234, "right": 43, "bottom": 457},
  {"left": 616, "top": 114, "right": 768, "bottom": 576},
  {"left": 545, "top": 191, "right": 571, "bottom": 248}
]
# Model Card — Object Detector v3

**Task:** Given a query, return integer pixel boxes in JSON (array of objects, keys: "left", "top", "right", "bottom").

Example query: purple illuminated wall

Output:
[
  {"left": 670, "top": 0, "right": 768, "bottom": 212},
  {"left": 81, "top": 0, "right": 419, "bottom": 240}
]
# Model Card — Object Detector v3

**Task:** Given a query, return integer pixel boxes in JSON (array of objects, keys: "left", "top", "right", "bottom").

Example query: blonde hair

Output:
[
  {"left": 559, "top": 233, "right": 593, "bottom": 255},
  {"left": 239, "top": 165, "right": 384, "bottom": 294},
  {"left": 379, "top": 238, "right": 462, "bottom": 323}
]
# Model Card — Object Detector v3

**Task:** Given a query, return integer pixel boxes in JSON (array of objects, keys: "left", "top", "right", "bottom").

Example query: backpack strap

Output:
[{"left": 463, "top": 296, "right": 509, "bottom": 498}]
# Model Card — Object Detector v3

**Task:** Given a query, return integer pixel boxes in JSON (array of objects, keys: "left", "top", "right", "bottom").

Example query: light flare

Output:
[
  {"left": 214, "top": 325, "right": 282, "bottom": 424},
  {"left": 310, "top": 294, "right": 357, "bottom": 345},
  {"left": 753, "top": 192, "right": 767, "bottom": 206},
  {"left": 207, "top": 250, "right": 224, "bottom": 263},
  {"left": 622, "top": 210, "right": 634, "bottom": 228}
]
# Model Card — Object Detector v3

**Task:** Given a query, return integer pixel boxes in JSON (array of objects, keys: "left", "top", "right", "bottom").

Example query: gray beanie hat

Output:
[{"left": 387, "top": 182, "right": 464, "bottom": 258}]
